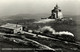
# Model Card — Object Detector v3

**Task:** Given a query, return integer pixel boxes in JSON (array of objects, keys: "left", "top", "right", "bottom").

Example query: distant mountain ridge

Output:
[
  {"left": 0, "top": 14, "right": 50, "bottom": 21},
  {"left": 0, "top": 14, "right": 80, "bottom": 20},
  {"left": 0, "top": 14, "right": 80, "bottom": 25}
]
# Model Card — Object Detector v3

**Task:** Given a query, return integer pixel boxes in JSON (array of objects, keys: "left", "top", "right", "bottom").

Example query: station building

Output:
[{"left": 0, "top": 23, "right": 23, "bottom": 34}]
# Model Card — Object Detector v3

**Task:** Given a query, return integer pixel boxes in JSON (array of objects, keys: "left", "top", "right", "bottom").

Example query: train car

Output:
[
  {"left": 54, "top": 34, "right": 75, "bottom": 42},
  {"left": 32, "top": 30, "right": 75, "bottom": 42}
]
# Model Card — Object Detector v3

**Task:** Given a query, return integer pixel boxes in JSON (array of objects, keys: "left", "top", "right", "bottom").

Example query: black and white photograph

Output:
[{"left": 0, "top": 0, "right": 80, "bottom": 52}]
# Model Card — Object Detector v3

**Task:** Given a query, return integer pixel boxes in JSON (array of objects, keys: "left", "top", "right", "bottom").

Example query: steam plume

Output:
[{"left": 39, "top": 26, "right": 74, "bottom": 37}]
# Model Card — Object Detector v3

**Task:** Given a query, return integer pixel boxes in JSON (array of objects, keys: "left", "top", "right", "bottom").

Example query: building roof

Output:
[{"left": 0, "top": 23, "right": 22, "bottom": 29}]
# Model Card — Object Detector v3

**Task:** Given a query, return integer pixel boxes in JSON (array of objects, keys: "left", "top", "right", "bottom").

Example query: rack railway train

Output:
[{"left": 31, "top": 30, "right": 76, "bottom": 42}]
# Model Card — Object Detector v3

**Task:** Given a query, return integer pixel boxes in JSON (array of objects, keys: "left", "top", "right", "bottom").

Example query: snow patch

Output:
[{"left": 34, "top": 19, "right": 55, "bottom": 23}]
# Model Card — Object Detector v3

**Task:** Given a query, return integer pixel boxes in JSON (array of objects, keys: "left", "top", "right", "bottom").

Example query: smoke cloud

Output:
[
  {"left": 40, "top": 26, "right": 56, "bottom": 34},
  {"left": 40, "top": 26, "right": 74, "bottom": 37}
]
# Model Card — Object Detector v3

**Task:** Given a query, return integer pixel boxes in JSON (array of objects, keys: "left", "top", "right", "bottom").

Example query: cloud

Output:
[{"left": 0, "top": 0, "right": 80, "bottom": 17}]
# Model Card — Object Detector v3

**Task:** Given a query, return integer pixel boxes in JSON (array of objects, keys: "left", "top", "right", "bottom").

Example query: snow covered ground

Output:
[{"left": 34, "top": 19, "right": 55, "bottom": 23}]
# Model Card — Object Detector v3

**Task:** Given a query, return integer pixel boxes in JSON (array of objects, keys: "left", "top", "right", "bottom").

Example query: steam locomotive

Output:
[
  {"left": 23, "top": 26, "right": 76, "bottom": 42},
  {"left": 32, "top": 30, "right": 76, "bottom": 42}
]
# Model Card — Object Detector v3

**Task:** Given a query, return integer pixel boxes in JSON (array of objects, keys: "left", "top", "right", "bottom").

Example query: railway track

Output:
[
  {"left": 0, "top": 32, "right": 80, "bottom": 52},
  {"left": 22, "top": 31, "right": 80, "bottom": 46},
  {"left": 22, "top": 31, "right": 80, "bottom": 51}
]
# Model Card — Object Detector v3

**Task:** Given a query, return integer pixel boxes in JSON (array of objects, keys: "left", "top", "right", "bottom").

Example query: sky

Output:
[{"left": 0, "top": 0, "right": 80, "bottom": 17}]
